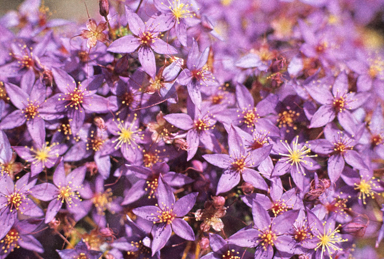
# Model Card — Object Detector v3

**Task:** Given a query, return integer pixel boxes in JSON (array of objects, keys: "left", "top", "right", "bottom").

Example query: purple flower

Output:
[
  {"left": 309, "top": 123, "right": 367, "bottom": 183},
  {"left": 111, "top": 215, "right": 160, "bottom": 259},
  {"left": 307, "top": 209, "right": 348, "bottom": 259},
  {"left": 57, "top": 239, "right": 102, "bottom": 259},
  {"left": 0, "top": 80, "right": 56, "bottom": 142},
  {"left": 102, "top": 113, "right": 146, "bottom": 163},
  {"left": 132, "top": 177, "right": 197, "bottom": 255},
  {"left": 0, "top": 173, "right": 43, "bottom": 240},
  {"left": 164, "top": 101, "right": 219, "bottom": 161},
  {"left": 12, "top": 128, "right": 67, "bottom": 177},
  {"left": 0, "top": 218, "right": 44, "bottom": 259},
  {"left": 79, "top": 175, "right": 122, "bottom": 227},
  {"left": 0, "top": 130, "right": 23, "bottom": 178},
  {"left": 44, "top": 68, "right": 111, "bottom": 135},
  {"left": 203, "top": 126, "right": 271, "bottom": 194},
  {"left": 272, "top": 136, "right": 319, "bottom": 190},
  {"left": 201, "top": 233, "right": 253, "bottom": 259},
  {"left": 228, "top": 201, "right": 299, "bottom": 259},
  {"left": 177, "top": 39, "right": 217, "bottom": 108},
  {"left": 306, "top": 72, "right": 370, "bottom": 135},
  {"left": 121, "top": 162, "right": 193, "bottom": 205},
  {"left": 347, "top": 51, "right": 384, "bottom": 92},
  {"left": 153, "top": 0, "right": 198, "bottom": 46},
  {"left": 107, "top": 7, "right": 177, "bottom": 79},
  {"left": 31, "top": 161, "right": 86, "bottom": 223}
]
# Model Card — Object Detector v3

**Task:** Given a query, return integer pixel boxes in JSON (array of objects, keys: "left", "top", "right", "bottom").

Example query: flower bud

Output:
[
  {"left": 199, "top": 237, "right": 210, "bottom": 250},
  {"left": 99, "top": 0, "right": 109, "bottom": 17},
  {"left": 212, "top": 196, "right": 225, "bottom": 208}
]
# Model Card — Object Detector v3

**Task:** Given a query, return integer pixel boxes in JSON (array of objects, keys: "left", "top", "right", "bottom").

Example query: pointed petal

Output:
[
  {"left": 157, "top": 177, "right": 175, "bottom": 209},
  {"left": 26, "top": 118, "right": 45, "bottom": 148},
  {"left": 4, "top": 82, "right": 28, "bottom": 109},
  {"left": 52, "top": 68, "right": 76, "bottom": 93},
  {"left": 138, "top": 47, "right": 156, "bottom": 79},
  {"left": 45, "top": 199, "right": 62, "bottom": 223},
  {"left": 228, "top": 228, "right": 259, "bottom": 248},
  {"left": 152, "top": 39, "right": 177, "bottom": 55},
  {"left": 344, "top": 150, "right": 367, "bottom": 170},
  {"left": 328, "top": 154, "right": 345, "bottom": 183},
  {"left": 133, "top": 205, "right": 160, "bottom": 221},
  {"left": 125, "top": 6, "right": 145, "bottom": 35},
  {"left": 203, "top": 154, "right": 231, "bottom": 169},
  {"left": 163, "top": 113, "right": 193, "bottom": 130},
  {"left": 252, "top": 200, "right": 271, "bottom": 229},
  {"left": 151, "top": 224, "right": 172, "bottom": 255},
  {"left": 309, "top": 105, "right": 335, "bottom": 128},
  {"left": 107, "top": 35, "right": 140, "bottom": 53},
  {"left": 337, "top": 111, "right": 356, "bottom": 135},
  {"left": 173, "top": 192, "right": 198, "bottom": 217},
  {"left": 333, "top": 72, "right": 349, "bottom": 96},
  {"left": 216, "top": 170, "right": 240, "bottom": 195},
  {"left": 187, "top": 129, "right": 199, "bottom": 161},
  {"left": 242, "top": 169, "right": 268, "bottom": 191},
  {"left": 172, "top": 218, "right": 195, "bottom": 241}
]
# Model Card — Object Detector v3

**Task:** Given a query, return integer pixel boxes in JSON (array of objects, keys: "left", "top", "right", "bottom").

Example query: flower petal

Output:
[
  {"left": 138, "top": 47, "right": 156, "bottom": 79},
  {"left": 173, "top": 192, "right": 198, "bottom": 217},
  {"left": 151, "top": 223, "right": 172, "bottom": 256},
  {"left": 107, "top": 35, "right": 140, "bottom": 53},
  {"left": 216, "top": 170, "right": 240, "bottom": 195},
  {"left": 172, "top": 218, "right": 195, "bottom": 241}
]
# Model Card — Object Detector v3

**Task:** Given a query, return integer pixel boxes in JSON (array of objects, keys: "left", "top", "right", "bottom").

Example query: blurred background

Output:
[{"left": 0, "top": 0, "right": 98, "bottom": 22}]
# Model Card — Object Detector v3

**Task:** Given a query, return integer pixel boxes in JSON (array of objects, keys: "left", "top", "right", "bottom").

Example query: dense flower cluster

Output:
[{"left": 1, "top": 0, "right": 384, "bottom": 258}]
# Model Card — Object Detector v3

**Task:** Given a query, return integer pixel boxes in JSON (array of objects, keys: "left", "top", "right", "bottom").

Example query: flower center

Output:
[
  {"left": 239, "top": 107, "right": 259, "bottom": 128},
  {"left": 60, "top": 87, "right": 85, "bottom": 110},
  {"left": 93, "top": 189, "right": 113, "bottom": 215},
  {"left": 231, "top": 157, "right": 247, "bottom": 173},
  {"left": 294, "top": 225, "right": 312, "bottom": 243},
  {"left": 371, "top": 134, "right": 383, "bottom": 147},
  {"left": 145, "top": 178, "right": 158, "bottom": 199},
  {"left": 333, "top": 96, "right": 346, "bottom": 113},
  {"left": 326, "top": 198, "right": 349, "bottom": 217},
  {"left": 32, "top": 143, "right": 56, "bottom": 165},
  {"left": 19, "top": 55, "right": 34, "bottom": 69},
  {"left": 333, "top": 134, "right": 353, "bottom": 155},
  {"left": 315, "top": 42, "right": 328, "bottom": 54},
  {"left": 259, "top": 228, "right": 277, "bottom": 250},
  {"left": 113, "top": 117, "right": 141, "bottom": 149},
  {"left": 191, "top": 65, "right": 211, "bottom": 83},
  {"left": 368, "top": 58, "right": 384, "bottom": 79},
  {"left": 86, "top": 131, "right": 105, "bottom": 152},
  {"left": 168, "top": 0, "right": 194, "bottom": 22},
  {"left": 314, "top": 224, "right": 347, "bottom": 258},
  {"left": 143, "top": 149, "right": 161, "bottom": 168},
  {"left": 77, "top": 253, "right": 88, "bottom": 259},
  {"left": 354, "top": 179, "right": 377, "bottom": 205},
  {"left": 271, "top": 200, "right": 288, "bottom": 216},
  {"left": 222, "top": 249, "right": 241, "bottom": 259},
  {"left": 6, "top": 191, "right": 25, "bottom": 212},
  {"left": 194, "top": 117, "right": 214, "bottom": 132},
  {"left": 22, "top": 101, "right": 39, "bottom": 120},
  {"left": 121, "top": 91, "right": 134, "bottom": 107},
  {"left": 248, "top": 132, "right": 269, "bottom": 150},
  {"left": 140, "top": 31, "right": 156, "bottom": 47},
  {"left": 157, "top": 209, "right": 176, "bottom": 224},
  {"left": 0, "top": 228, "right": 20, "bottom": 254},
  {"left": 57, "top": 185, "right": 80, "bottom": 205},
  {"left": 127, "top": 240, "right": 151, "bottom": 257},
  {"left": 279, "top": 136, "right": 316, "bottom": 175},
  {"left": 277, "top": 110, "right": 300, "bottom": 132}
]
